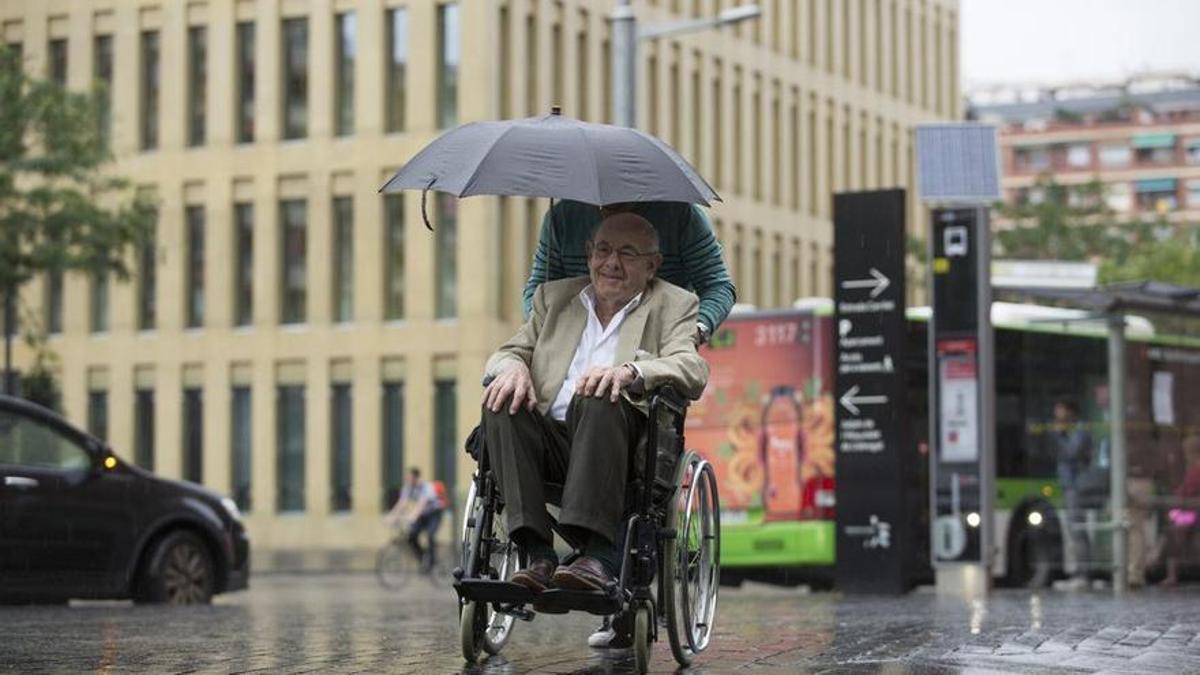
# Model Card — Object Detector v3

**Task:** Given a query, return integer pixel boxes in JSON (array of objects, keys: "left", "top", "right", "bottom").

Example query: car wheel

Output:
[{"left": 138, "top": 531, "right": 215, "bottom": 605}]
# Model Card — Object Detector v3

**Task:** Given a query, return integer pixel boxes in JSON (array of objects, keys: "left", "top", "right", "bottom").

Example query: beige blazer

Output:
[{"left": 484, "top": 277, "right": 709, "bottom": 416}]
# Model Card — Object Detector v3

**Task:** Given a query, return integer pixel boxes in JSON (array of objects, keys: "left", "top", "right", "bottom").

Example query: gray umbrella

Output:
[{"left": 379, "top": 111, "right": 719, "bottom": 220}]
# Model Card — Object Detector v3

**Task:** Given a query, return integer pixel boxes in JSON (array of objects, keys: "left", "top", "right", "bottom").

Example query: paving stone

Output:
[{"left": 2, "top": 575, "right": 1200, "bottom": 672}]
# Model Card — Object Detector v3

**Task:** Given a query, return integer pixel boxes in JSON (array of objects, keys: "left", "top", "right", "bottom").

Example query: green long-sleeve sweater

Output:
[{"left": 522, "top": 200, "right": 737, "bottom": 333}]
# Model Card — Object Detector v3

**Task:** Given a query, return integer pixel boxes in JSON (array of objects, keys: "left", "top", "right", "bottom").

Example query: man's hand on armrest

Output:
[
  {"left": 575, "top": 364, "right": 640, "bottom": 403},
  {"left": 482, "top": 362, "right": 539, "bottom": 415}
]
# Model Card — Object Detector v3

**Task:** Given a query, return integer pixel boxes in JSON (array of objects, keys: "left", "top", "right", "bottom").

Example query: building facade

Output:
[
  {"left": 2, "top": 0, "right": 957, "bottom": 559},
  {"left": 971, "top": 77, "right": 1200, "bottom": 223}
]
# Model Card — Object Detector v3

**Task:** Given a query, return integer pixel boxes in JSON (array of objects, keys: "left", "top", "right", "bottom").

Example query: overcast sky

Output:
[{"left": 961, "top": 0, "right": 1200, "bottom": 90}]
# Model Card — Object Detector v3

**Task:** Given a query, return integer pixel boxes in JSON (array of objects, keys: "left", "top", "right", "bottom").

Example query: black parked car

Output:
[{"left": 0, "top": 395, "right": 249, "bottom": 604}]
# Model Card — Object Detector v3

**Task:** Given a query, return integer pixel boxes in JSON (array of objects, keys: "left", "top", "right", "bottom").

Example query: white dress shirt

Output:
[{"left": 549, "top": 286, "right": 643, "bottom": 421}]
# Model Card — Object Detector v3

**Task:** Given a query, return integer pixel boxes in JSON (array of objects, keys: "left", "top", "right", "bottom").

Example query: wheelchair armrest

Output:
[{"left": 649, "top": 385, "right": 688, "bottom": 416}]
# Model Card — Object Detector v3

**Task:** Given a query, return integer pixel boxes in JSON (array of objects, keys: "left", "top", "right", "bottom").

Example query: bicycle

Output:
[{"left": 376, "top": 513, "right": 457, "bottom": 589}]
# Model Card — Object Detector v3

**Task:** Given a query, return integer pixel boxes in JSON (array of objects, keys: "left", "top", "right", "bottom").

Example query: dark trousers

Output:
[
  {"left": 480, "top": 395, "right": 645, "bottom": 547},
  {"left": 407, "top": 510, "right": 443, "bottom": 570}
]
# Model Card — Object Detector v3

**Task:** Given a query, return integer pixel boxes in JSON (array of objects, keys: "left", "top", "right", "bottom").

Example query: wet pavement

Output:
[{"left": 2, "top": 574, "right": 1199, "bottom": 673}]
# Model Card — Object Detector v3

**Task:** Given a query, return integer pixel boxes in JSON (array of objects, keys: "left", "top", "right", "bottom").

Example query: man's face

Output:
[{"left": 587, "top": 216, "right": 662, "bottom": 307}]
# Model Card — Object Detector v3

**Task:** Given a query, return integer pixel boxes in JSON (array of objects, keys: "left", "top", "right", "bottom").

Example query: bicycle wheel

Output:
[{"left": 376, "top": 541, "right": 413, "bottom": 589}]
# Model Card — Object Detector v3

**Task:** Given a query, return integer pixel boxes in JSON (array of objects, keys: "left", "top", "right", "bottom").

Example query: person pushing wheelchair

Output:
[{"left": 479, "top": 211, "right": 709, "bottom": 601}]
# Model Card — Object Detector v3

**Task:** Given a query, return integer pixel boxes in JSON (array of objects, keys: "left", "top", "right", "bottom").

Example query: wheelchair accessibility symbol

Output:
[{"left": 842, "top": 514, "right": 892, "bottom": 550}]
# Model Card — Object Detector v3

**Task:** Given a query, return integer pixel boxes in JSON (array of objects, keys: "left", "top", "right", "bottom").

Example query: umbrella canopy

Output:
[{"left": 379, "top": 111, "right": 720, "bottom": 208}]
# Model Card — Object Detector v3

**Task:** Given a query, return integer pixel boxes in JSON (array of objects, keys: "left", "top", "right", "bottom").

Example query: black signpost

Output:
[
  {"left": 915, "top": 123, "right": 1000, "bottom": 597},
  {"left": 833, "top": 189, "right": 911, "bottom": 594},
  {"left": 929, "top": 207, "right": 991, "bottom": 568}
]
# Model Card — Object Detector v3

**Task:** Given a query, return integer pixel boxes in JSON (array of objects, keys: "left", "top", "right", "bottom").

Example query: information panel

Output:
[
  {"left": 929, "top": 207, "right": 993, "bottom": 566},
  {"left": 833, "top": 189, "right": 911, "bottom": 594}
]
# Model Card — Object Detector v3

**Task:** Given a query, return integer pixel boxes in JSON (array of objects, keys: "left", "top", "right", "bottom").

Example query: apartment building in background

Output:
[
  {"left": 969, "top": 75, "right": 1200, "bottom": 223},
  {"left": 1, "top": 0, "right": 958, "bottom": 561}
]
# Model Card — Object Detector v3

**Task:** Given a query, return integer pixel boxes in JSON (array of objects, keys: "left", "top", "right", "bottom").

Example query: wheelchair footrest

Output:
[
  {"left": 533, "top": 589, "right": 622, "bottom": 616},
  {"left": 455, "top": 579, "right": 536, "bottom": 605}
]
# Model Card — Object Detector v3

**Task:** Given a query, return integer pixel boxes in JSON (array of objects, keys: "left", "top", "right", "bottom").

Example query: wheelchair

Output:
[{"left": 453, "top": 386, "right": 721, "bottom": 673}]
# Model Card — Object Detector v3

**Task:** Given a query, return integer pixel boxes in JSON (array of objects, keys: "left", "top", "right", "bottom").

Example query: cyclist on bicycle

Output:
[{"left": 385, "top": 467, "right": 448, "bottom": 573}]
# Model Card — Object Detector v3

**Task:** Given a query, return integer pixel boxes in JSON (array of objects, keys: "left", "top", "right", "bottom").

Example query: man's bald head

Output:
[
  {"left": 587, "top": 211, "right": 663, "bottom": 309},
  {"left": 593, "top": 212, "right": 659, "bottom": 253}
]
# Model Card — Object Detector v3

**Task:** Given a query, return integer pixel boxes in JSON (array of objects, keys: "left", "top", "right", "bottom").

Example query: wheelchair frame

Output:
[{"left": 454, "top": 386, "right": 721, "bottom": 673}]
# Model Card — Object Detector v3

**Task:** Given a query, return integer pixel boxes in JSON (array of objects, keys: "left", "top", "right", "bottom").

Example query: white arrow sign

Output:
[
  {"left": 839, "top": 384, "right": 889, "bottom": 415},
  {"left": 840, "top": 268, "right": 891, "bottom": 298}
]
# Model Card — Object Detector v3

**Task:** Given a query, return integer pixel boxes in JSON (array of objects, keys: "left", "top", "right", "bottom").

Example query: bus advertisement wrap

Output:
[{"left": 688, "top": 312, "right": 836, "bottom": 567}]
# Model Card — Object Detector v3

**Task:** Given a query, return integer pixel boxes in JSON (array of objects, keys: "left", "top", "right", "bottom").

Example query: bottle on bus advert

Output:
[{"left": 761, "top": 386, "right": 805, "bottom": 521}]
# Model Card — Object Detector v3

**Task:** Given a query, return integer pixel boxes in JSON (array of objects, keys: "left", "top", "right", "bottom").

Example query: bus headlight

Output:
[
  {"left": 1027, "top": 511, "right": 1043, "bottom": 527},
  {"left": 966, "top": 512, "right": 981, "bottom": 528}
]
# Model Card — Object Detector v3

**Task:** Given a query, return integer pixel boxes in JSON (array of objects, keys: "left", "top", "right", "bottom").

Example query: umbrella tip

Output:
[{"left": 550, "top": 105, "right": 562, "bottom": 116}]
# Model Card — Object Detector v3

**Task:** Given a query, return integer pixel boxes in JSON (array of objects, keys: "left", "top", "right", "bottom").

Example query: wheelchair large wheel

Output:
[
  {"left": 662, "top": 450, "right": 721, "bottom": 666},
  {"left": 459, "top": 474, "right": 521, "bottom": 659}
]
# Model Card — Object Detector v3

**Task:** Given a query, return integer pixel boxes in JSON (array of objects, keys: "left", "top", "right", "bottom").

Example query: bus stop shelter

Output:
[{"left": 1012, "top": 281, "right": 1200, "bottom": 593}]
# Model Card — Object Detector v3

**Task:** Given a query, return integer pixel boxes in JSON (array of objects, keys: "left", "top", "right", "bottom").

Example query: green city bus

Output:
[{"left": 691, "top": 301, "right": 1200, "bottom": 585}]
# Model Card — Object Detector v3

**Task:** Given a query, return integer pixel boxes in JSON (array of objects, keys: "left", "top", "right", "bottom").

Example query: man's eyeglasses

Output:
[{"left": 588, "top": 241, "right": 658, "bottom": 263}]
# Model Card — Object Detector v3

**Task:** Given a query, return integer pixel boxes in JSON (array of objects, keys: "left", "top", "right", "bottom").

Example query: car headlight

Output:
[{"left": 220, "top": 497, "right": 243, "bottom": 521}]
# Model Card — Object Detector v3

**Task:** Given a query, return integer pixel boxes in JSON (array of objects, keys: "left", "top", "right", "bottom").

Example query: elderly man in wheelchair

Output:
[{"left": 455, "top": 212, "right": 722, "bottom": 671}]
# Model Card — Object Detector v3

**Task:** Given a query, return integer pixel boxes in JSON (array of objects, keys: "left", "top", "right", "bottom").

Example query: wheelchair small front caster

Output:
[{"left": 633, "top": 605, "right": 652, "bottom": 673}]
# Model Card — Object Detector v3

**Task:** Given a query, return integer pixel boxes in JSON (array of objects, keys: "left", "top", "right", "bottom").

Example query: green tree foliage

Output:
[
  {"left": 992, "top": 174, "right": 1197, "bottom": 287},
  {"left": 0, "top": 46, "right": 156, "bottom": 394}
]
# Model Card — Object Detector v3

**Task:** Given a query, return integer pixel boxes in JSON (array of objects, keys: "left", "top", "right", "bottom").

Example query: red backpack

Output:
[{"left": 431, "top": 480, "right": 450, "bottom": 510}]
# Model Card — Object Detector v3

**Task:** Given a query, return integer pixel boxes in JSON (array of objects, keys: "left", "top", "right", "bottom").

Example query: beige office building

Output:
[{"left": 2, "top": 0, "right": 958, "bottom": 563}]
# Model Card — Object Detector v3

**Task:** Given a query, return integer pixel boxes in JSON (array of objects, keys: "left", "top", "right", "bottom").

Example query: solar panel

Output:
[{"left": 915, "top": 124, "right": 1001, "bottom": 203}]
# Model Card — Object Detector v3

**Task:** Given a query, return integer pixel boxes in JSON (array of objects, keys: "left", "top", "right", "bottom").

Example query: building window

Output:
[
  {"left": 1185, "top": 139, "right": 1200, "bottom": 165},
  {"left": 332, "top": 196, "right": 354, "bottom": 323},
  {"left": 1015, "top": 146, "right": 1049, "bottom": 172},
  {"left": 1134, "top": 179, "right": 1178, "bottom": 213},
  {"left": 90, "top": 271, "right": 109, "bottom": 333},
  {"left": 280, "top": 199, "right": 307, "bottom": 324},
  {"left": 47, "top": 38, "right": 67, "bottom": 86},
  {"left": 1134, "top": 137, "right": 1175, "bottom": 165},
  {"left": 383, "top": 194, "right": 404, "bottom": 320},
  {"left": 1105, "top": 182, "right": 1132, "bottom": 213},
  {"left": 140, "top": 31, "right": 160, "bottom": 150},
  {"left": 236, "top": 22, "right": 255, "bottom": 143},
  {"left": 437, "top": 3, "right": 459, "bottom": 129},
  {"left": 1187, "top": 179, "right": 1200, "bottom": 209},
  {"left": 525, "top": 13, "right": 538, "bottom": 116},
  {"left": 276, "top": 384, "right": 305, "bottom": 512},
  {"left": 94, "top": 35, "right": 113, "bottom": 146},
  {"left": 434, "top": 378, "right": 457, "bottom": 501},
  {"left": 382, "top": 381, "right": 405, "bottom": 511},
  {"left": 1065, "top": 144, "right": 1090, "bottom": 169},
  {"left": 435, "top": 194, "right": 457, "bottom": 319},
  {"left": 2, "top": 42, "right": 21, "bottom": 75},
  {"left": 1098, "top": 143, "right": 1130, "bottom": 168},
  {"left": 234, "top": 203, "right": 254, "bottom": 326},
  {"left": 185, "top": 206, "right": 205, "bottom": 328},
  {"left": 187, "top": 26, "right": 207, "bottom": 146},
  {"left": 281, "top": 17, "right": 308, "bottom": 140},
  {"left": 44, "top": 271, "right": 62, "bottom": 335},
  {"left": 87, "top": 390, "right": 108, "bottom": 442},
  {"left": 231, "top": 386, "right": 252, "bottom": 511},
  {"left": 331, "top": 383, "right": 352, "bottom": 512},
  {"left": 183, "top": 387, "right": 203, "bottom": 484},
  {"left": 334, "top": 12, "right": 356, "bottom": 136},
  {"left": 134, "top": 388, "right": 155, "bottom": 470},
  {"left": 385, "top": 8, "right": 408, "bottom": 132}
]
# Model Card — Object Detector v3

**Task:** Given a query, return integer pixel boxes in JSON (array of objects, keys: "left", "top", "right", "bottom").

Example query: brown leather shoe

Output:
[
  {"left": 551, "top": 556, "right": 615, "bottom": 591},
  {"left": 510, "top": 558, "right": 557, "bottom": 593}
]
